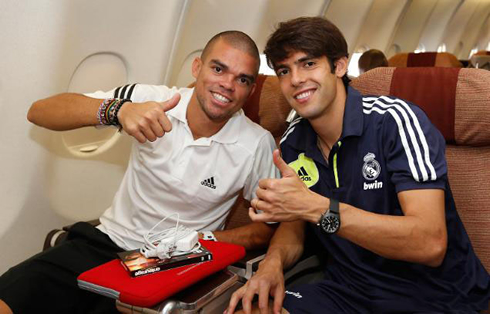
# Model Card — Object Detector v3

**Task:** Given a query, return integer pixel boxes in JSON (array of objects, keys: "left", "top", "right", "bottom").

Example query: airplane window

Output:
[
  {"left": 414, "top": 44, "right": 426, "bottom": 53},
  {"left": 468, "top": 47, "right": 478, "bottom": 59},
  {"left": 259, "top": 54, "right": 276, "bottom": 75},
  {"left": 437, "top": 44, "right": 447, "bottom": 53},
  {"left": 347, "top": 52, "right": 363, "bottom": 78}
]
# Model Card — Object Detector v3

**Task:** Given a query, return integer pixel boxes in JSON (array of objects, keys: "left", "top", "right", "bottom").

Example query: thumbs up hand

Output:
[
  {"left": 249, "top": 149, "right": 324, "bottom": 223},
  {"left": 118, "top": 93, "right": 181, "bottom": 143}
]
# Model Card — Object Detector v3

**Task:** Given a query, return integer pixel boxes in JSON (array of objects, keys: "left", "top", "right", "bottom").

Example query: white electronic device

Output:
[{"left": 140, "top": 213, "right": 200, "bottom": 260}]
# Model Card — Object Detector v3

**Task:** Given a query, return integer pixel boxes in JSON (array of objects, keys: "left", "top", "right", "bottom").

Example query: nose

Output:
[
  {"left": 219, "top": 74, "right": 235, "bottom": 92},
  {"left": 290, "top": 68, "right": 305, "bottom": 87}
]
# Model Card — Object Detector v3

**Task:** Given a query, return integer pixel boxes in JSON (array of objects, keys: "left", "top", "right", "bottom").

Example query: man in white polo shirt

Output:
[{"left": 0, "top": 31, "right": 278, "bottom": 314}]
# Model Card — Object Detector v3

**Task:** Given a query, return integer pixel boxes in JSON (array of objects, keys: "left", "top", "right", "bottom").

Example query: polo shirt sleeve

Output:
[
  {"left": 84, "top": 84, "right": 176, "bottom": 103},
  {"left": 242, "top": 132, "right": 280, "bottom": 201},
  {"left": 382, "top": 102, "right": 448, "bottom": 193}
]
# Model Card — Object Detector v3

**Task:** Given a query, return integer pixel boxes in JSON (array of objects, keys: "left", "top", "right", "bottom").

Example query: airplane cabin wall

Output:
[
  {"left": 444, "top": 1, "right": 480, "bottom": 57},
  {"left": 389, "top": 0, "right": 439, "bottom": 55},
  {"left": 351, "top": 0, "right": 409, "bottom": 56},
  {"left": 0, "top": 0, "right": 185, "bottom": 274},
  {"left": 459, "top": 2, "right": 490, "bottom": 58},
  {"left": 418, "top": 0, "right": 462, "bottom": 52},
  {"left": 324, "top": 0, "right": 374, "bottom": 54},
  {"left": 476, "top": 15, "right": 490, "bottom": 51}
]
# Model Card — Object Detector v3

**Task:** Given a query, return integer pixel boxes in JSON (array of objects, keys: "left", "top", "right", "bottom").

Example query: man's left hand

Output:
[{"left": 249, "top": 149, "right": 326, "bottom": 223}]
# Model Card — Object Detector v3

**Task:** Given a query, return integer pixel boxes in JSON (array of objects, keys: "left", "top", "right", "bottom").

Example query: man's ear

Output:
[
  {"left": 192, "top": 57, "right": 202, "bottom": 79},
  {"left": 334, "top": 57, "right": 348, "bottom": 77}
]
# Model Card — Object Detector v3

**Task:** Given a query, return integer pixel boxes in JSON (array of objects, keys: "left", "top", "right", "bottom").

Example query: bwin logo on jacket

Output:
[{"left": 362, "top": 153, "right": 383, "bottom": 190}]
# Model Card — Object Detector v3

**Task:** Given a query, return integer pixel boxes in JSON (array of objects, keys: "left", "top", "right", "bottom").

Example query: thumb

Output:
[
  {"left": 161, "top": 93, "right": 181, "bottom": 111},
  {"left": 273, "top": 149, "right": 296, "bottom": 177}
]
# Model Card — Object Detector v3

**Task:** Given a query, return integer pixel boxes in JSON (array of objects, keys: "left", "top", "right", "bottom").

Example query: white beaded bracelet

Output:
[{"left": 201, "top": 231, "right": 217, "bottom": 242}]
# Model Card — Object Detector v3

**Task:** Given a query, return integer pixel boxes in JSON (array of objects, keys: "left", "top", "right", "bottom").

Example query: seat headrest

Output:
[
  {"left": 351, "top": 67, "right": 490, "bottom": 146},
  {"left": 388, "top": 52, "right": 462, "bottom": 68},
  {"left": 475, "top": 50, "right": 490, "bottom": 56},
  {"left": 241, "top": 75, "right": 291, "bottom": 138}
]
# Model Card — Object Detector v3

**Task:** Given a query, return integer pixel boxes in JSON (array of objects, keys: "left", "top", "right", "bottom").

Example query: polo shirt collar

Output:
[
  {"left": 167, "top": 88, "right": 241, "bottom": 144},
  {"left": 209, "top": 110, "right": 242, "bottom": 144},
  {"left": 166, "top": 88, "right": 192, "bottom": 124},
  {"left": 283, "top": 86, "right": 365, "bottom": 162},
  {"left": 340, "top": 86, "right": 364, "bottom": 139},
  {"left": 283, "top": 118, "right": 320, "bottom": 161}
]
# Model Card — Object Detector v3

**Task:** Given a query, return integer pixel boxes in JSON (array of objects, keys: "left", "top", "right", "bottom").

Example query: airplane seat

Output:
[
  {"left": 42, "top": 75, "right": 308, "bottom": 313},
  {"left": 351, "top": 66, "right": 490, "bottom": 313},
  {"left": 388, "top": 52, "right": 463, "bottom": 68},
  {"left": 225, "top": 74, "right": 292, "bottom": 230}
]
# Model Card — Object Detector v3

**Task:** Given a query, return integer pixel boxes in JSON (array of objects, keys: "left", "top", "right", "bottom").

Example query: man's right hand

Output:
[
  {"left": 117, "top": 93, "right": 181, "bottom": 143},
  {"left": 226, "top": 257, "right": 286, "bottom": 314}
]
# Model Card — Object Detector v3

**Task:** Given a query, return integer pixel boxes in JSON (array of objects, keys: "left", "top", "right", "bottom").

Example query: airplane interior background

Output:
[{"left": 1, "top": 0, "right": 490, "bottom": 280}]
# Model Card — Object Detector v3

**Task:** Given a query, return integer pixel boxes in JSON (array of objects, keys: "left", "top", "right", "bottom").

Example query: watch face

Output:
[{"left": 321, "top": 213, "right": 340, "bottom": 234}]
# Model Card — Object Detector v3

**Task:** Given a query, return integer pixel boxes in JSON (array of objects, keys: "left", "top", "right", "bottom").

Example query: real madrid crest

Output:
[{"left": 362, "top": 153, "right": 381, "bottom": 181}]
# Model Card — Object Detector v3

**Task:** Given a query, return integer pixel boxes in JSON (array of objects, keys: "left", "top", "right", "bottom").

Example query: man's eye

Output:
[
  {"left": 213, "top": 66, "right": 222, "bottom": 73},
  {"left": 305, "top": 61, "right": 315, "bottom": 68},
  {"left": 276, "top": 69, "right": 289, "bottom": 76},
  {"left": 239, "top": 78, "right": 250, "bottom": 85}
]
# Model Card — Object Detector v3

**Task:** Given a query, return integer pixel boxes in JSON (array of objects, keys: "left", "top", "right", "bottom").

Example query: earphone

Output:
[{"left": 140, "top": 213, "right": 200, "bottom": 260}]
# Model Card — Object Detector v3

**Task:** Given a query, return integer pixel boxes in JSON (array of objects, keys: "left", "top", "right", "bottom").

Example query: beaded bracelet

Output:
[{"left": 97, "top": 98, "right": 132, "bottom": 126}]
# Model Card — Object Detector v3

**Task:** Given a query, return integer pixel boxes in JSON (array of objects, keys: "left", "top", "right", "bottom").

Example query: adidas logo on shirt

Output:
[
  {"left": 201, "top": 177, "right": 216, "bottom": 189},
  {"left": 297, "top": 166, "right": 312, "bottom": 182}
]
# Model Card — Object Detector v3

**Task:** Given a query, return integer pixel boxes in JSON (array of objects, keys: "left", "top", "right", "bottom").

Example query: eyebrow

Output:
[
  {"left": 275, "top": 54, "right": 316, "bottom": 70},
  {"left": 210, "top": 59, "right": 256, "bottom": 83}
]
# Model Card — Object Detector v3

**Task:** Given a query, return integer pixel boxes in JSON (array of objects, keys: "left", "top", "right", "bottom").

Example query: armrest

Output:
[
  {"left": 228, "top": 249, "right": 266, "bottom": 280},
  {"left": 116, "top": 269, "right": 242, "bottom": 314},
  {"left": 42, "top": 219, "right": 100, "bottom": 251}
]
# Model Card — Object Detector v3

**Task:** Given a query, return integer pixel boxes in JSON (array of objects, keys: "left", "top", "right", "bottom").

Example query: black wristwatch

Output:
[{"left": 317, "top": 199, "right": 340, "bottom": 234}]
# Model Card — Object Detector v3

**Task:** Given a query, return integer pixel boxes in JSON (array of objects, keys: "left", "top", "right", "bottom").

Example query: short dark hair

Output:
[
  {"left": 358, "top": 49, "right": 388, "bottom": 74},
  {"left": 201, "top": 31, "right": 260, "bottom": 77},
  {"left": 264, "top": 17, "right": 350, "bottom": 87}
]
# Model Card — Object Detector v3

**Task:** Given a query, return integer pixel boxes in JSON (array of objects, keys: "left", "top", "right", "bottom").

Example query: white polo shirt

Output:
[{"left": 85, "top": 84, "right": 278, "bottom": 250}]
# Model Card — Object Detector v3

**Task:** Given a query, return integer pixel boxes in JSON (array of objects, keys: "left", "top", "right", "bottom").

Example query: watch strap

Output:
[{"left": 329, "top": 199, "right": 339, "bottom": 214}]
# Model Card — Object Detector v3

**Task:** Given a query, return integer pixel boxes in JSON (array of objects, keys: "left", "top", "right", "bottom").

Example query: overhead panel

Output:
[
  {"left": 476, "top": 14, "right": 490, "bottom": 51},
  {"left": 442, "top": 0, "right": 480, "bottom": 56},
  {"left": 418, "top": 0, "right": 462, "bottom": 52},
  {"left": 324, "top": 0, "right": 374, "bottom": 53},
  {"left": 389, "top": 0, "right": 438, "bottom": 54},
  {"left": 352, "top": 0, "right": 409, "bottom": 55},
  {"left": 459, "top": 2, "right": 490, "bottom": 59}
]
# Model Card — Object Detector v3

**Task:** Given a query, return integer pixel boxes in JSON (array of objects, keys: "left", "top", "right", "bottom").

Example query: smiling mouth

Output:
[
  {"left": 212, "top": 92, "right": 231, "bottom": 104},
  {"left": 294, "top": 89, "right": 315, "bottom": 101}
]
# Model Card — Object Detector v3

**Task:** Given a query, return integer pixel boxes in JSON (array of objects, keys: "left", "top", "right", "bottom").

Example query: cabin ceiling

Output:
[{"left": 165, "top": 0, "right": 490, "bottom": 85}]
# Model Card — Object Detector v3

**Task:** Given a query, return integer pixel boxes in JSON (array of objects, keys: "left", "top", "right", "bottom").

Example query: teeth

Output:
[
  {"left": 212, "top": 92, "right": 230, "bottom": 103},
  {"left": 295, "top": 90, "right": 313, "bottom": 100}
]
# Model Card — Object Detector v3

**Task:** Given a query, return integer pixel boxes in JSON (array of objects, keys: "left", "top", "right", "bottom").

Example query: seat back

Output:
[
  {"left": 225, "top": 75, "right": 291, "bottom": 229},
  {"left": 388, "top": 52, "right": 462, "bottom": 68},
  {"left": 475, "top": 50, "right": 490, "bottom": 56},
  {"left": 351, "top": 67, "right": 490, "bottom": 271}
]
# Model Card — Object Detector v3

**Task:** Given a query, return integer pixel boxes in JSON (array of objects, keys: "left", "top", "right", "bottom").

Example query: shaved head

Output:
[{"left": 201, "top": 31, "right": 260, "bottom": 77}]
